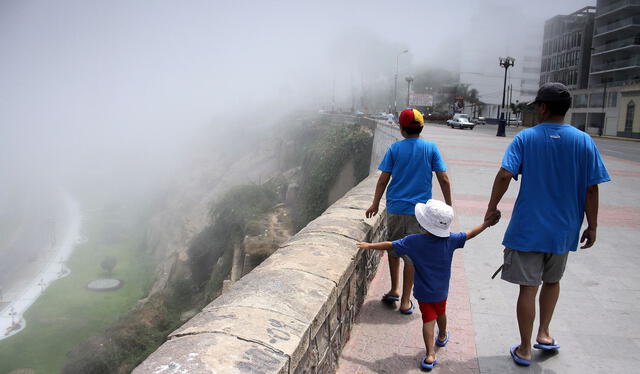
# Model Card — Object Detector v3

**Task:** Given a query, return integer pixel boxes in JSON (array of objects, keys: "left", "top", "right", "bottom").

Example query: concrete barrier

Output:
[{"left": 133, "top": 175, "right": 388, "bottom": 374}]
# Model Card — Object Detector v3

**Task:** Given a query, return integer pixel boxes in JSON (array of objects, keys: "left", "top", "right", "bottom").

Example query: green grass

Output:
[{"left": 0, "top": 209, "right": 154, "bottom": 374}]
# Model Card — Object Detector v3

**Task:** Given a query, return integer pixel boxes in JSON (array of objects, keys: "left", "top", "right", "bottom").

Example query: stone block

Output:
[
  {"left": 204, "top": 268, "right": 335, "bottom": 329},
  {"left": 282, "top": 232, "right": 357, "bottom": 252},
  {"left": 261, "top": 241, "right": 357, "bottom": 292},
  {"left": 314, "top": 319, "right": 331, "bottom": 364},
  {"left": 132, "top": 332, "right": 289, "bottom": 374},
  {"left": 298, "top": 213, "right": 370, "bottom": 241},
  {"left": 169, "top": 306, "right": 309, "bottom": 371}
]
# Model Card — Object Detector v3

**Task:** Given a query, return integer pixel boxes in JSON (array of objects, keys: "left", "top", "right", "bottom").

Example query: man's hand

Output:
[
  {"left": 356, "top": 242, "right": 371, "bottom": 249},
  {"left": 365, "top": 204, "right": 379, "bottom": 218},
  {"left": 580, "top": 227, "right": 597, "bottom": 249},
  {"left": 485, "top": 210, "right": 501, "bottom": 227},
  {"left": 484, "top": 207, "right": 499, "bottom": 223}
]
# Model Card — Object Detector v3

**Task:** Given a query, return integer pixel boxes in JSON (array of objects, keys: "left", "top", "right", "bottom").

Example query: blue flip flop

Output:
[
  {"left": 381, "top": 294, "right": 400, "bottom": 303},
  {"left": 510, "top": 345, "right": 531, "bottom": 366},
  {"left": 435, "top": 331, "right": 450, "bottom": 347},
  {"left": 420, "top": 358, "right": 437, "bottom": 370},
  {"left": 399, "top": 300, "right": 415, "bottom": 315},
  {"left": 534, "top": 339, "right": 560, "bottom": 350}
]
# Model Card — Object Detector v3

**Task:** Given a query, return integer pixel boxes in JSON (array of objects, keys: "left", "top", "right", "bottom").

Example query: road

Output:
[
  {"left": 337, "top": 122, "right": 640, "bottom": 373},
  {"left": 471, "top": 123, "right": 640, "bottom": 162}
]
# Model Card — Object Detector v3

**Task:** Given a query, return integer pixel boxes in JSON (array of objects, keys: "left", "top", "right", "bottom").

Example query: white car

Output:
[{"left": 449, "top": 117, "right": 475, "bottom": 130}]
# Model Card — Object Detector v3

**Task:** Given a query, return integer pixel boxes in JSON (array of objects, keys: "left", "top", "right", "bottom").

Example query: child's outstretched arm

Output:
[
  {"left": 366, "top": 172, "right": 391, "bottom": 218},
  {"left": 466, "top": 210, "right": 501, "bottom": 240},
  {"left": 356, "top": 241, "right": 393, "bottom": 251}
]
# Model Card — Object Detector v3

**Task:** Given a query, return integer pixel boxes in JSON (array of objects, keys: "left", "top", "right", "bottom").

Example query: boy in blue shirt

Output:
[
  {"left": 358, "top": 200, "right": 500, "bottom": 370},
  {"left": 366, "top": 108, "right": 452, "bottom": 314}
]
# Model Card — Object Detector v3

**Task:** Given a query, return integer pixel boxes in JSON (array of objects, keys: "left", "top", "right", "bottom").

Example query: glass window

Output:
[
  {"left": 625, "top": 101, "right": 635, "bottom": 133},
  {"left": 590, "top": 93, "right": 604, "bottom": 107},
  {"left": 574, "top": 94, "right": 588, "bottom": 108},
  {"left": 608, "top": 92, "right": 617, "bottom": 107}
]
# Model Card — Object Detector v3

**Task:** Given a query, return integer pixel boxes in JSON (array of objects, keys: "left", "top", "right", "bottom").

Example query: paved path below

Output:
[{"left": 337, "top": 123, "right": 640, "bottom": 373}]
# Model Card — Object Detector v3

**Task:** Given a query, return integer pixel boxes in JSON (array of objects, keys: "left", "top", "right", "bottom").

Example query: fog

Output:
[{"left": 0, "top": 0, "right": 595, "bottom": 198}]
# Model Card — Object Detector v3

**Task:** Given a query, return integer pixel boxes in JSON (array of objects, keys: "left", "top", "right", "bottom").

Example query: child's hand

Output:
[
  {"left": 356, "top": 242, "right": 371, "bottom": 249},
  {"left": 485, "top": 210, "right": 501, "bottom": 226},
  {"left": 365, "top": 204, "right": 379, "bottom": 218}
]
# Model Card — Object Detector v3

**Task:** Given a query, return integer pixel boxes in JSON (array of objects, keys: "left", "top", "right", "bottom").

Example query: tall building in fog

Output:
[
  {"left": 563, "top": 0, "right": 640, "bottom": 138},
  {"left": 539, "top": 6, "right": 595, "bottom": 89}
]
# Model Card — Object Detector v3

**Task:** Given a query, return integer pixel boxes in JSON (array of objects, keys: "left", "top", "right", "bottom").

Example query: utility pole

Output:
[
  {"left": 405, "top": 76, "right": 414, "bottom": 108},
  {"left": 600, "top": 78, "right": 608, "bottom": 136},
  {"left": 394, "top": 49, "right": 409, "bottom": 115},
  {"left": 507, "top": 84, "right": 513, "bottom": 125}
]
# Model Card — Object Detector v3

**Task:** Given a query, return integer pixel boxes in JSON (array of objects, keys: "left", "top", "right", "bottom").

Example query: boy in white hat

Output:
[{"left": 357, "top": 200, "right": 500, "bottom": 370}]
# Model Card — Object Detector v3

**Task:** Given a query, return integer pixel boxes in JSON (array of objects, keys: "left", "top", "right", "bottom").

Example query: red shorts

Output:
[{"left": 418, "top": 298, "right": 447, "bottom": 322}]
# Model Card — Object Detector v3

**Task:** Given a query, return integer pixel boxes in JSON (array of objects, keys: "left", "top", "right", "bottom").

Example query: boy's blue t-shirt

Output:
[
  {"left": 392, "top": 232, "right": 467, "bottom": 302},
  {"left": 378, "top": 138, "right": 447, "bottom": 215},
  {"left": 501, "top": 123, "right": 610, "bottom": 254}
]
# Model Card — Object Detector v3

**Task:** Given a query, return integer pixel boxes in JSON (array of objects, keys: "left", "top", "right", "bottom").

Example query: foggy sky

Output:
[{"left": 0, "top": 0, "right": 594, "bottom": 198}]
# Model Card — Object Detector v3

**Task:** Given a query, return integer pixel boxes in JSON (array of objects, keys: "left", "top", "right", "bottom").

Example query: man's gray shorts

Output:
[
  {"left": 501, "top": 248, "right": 569, "bottom": 286},
  {"left": 385, "top": 213, "right": 427, "bottom": 266}
]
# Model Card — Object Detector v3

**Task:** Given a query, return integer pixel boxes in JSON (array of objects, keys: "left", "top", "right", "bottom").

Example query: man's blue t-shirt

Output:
[
  {"left": 378, "top": 138, "right": 447, "bottom": 215},
  {"left": 501, "top": 123, "right": 610, "bottom": 254},
  {"left": 392, "top": 232, "right": 467, "bottom": 302}
]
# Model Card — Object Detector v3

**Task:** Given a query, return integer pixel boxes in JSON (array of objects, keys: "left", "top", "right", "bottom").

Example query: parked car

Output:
[
  {"left": 507, "top": 118, "right": 522, "bottom": 126},
  {"left": 448, "top": 117, "right": 475, "bottom": 129},
  {"left": 473, "top": 116, "right": 486, "bottom": 125}
]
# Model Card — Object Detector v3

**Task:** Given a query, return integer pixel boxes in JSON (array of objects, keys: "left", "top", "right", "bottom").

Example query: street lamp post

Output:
[
  {"left": 405, "top": 76, "right": 414, "bottom": 107},
  {"left": 497, "top": 56, "right": 515, "bottom": 137},
  {"left": 394, "top": 49, "right": 409, "bottom": 115},
  {"left": 600, "top": 78, "right": 610, "bottom": 136}
]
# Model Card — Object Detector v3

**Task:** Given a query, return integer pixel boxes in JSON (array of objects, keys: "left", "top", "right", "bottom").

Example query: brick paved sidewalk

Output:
[{"left": 335, "top": 250, "right": 480, "bottom": 374}]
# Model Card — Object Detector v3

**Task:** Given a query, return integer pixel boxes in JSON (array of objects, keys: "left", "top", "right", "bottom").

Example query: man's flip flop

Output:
[
  {"left": 533, "top": 339, "right": 560, "bottom": 350},
  {"left": 510, "top": 345, "right": 531, "bottom": 366},
  {"left": 381, "top": 294, "right": 400, "bottom": 303},
  {"left": 420, "top": 358, "right": 437, "bottom": 370},
  {"left": 399, "top": 300, "right": 415, "bottom": 315},
  {"left": 435, "top": 331, "right": 450, "bottom": 347}
]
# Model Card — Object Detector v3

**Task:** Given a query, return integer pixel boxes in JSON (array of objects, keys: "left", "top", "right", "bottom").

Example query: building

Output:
[
  {"left": 561, "top": 1, "right": 640, "bottom": 138},
  {"left": 539, "top": 6, "right": 596, "bottom": 89}
]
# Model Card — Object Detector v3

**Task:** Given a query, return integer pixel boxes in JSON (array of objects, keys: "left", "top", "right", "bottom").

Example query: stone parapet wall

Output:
[
  {"left": 133, "top": 175, "right": 387, "bottom": 374},
  {"left": 370, "top": 121, "right": 402, "bottom": 173}
]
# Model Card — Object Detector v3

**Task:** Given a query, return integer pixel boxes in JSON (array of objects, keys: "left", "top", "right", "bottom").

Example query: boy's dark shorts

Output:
[
  {"left": 501, "top": 248, "right": 569, "bottom": 286},
  {"left": 385, "top": 213, "right": 427, "bottom": 266}
]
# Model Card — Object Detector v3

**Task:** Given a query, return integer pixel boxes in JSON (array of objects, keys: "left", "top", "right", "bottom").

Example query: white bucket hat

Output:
[{"left": 415, "top": 199, "right": 454, "bottom": 237}]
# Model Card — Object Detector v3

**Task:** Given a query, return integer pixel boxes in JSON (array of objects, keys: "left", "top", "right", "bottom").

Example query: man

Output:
[{"left": 484, "top": 82, "right": 610, "bottom": 367}]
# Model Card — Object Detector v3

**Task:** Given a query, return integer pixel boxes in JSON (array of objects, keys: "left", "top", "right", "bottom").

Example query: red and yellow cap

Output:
[{"left": 399, "top": 108, "right": 424, "bottom": 127}]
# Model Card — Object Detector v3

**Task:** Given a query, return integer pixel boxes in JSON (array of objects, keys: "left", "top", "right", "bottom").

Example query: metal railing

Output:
[
  {"left": 595, "top": 15, "right": 640, "bottom": 35},
  {"left": 597, "top": 0, "right": 640, "bottom": 16},
  {"left": 591, "top": 57, "right": 640, "bottom": 73},
  {"left": 592, "top": 37, "right": 640, "bottom": 53}
]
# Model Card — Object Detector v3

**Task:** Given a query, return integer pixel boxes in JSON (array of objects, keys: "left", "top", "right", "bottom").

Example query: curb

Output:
[{"left": 593, "top": 135, "right": 640, "bottom": 142}]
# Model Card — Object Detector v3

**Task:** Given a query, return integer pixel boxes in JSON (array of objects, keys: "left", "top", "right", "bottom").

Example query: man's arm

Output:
[
  {"left": 467, "top": 210, "right": 501, "bottom": 240},
  {"left": 366, "top": 171, "right": 391, "bottom": 218},
  {"left": 485, "top": 168, "right": 513, "bottom": 221},
  {"left": 435, "top": 171, "right": 452, "bottom": 206},
  {"left": 580, "top": 184, "right": 599, "bottom": 249},
  {"left": 356, "top": 241, "right": 393, "bottom": 250}
]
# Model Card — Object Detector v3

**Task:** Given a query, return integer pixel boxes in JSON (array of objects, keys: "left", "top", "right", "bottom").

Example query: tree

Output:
[{"left": 101, "top": 256, "right": 117, "bottom": 276}]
